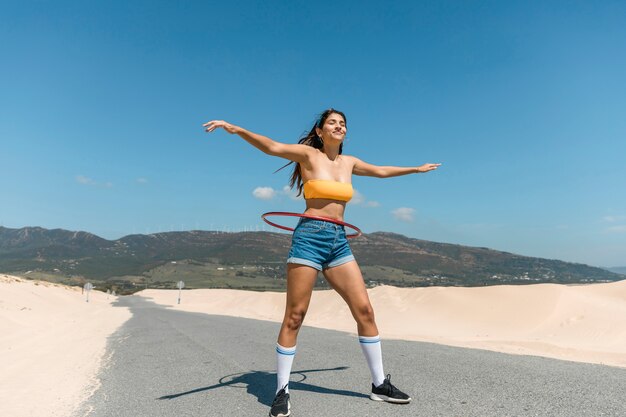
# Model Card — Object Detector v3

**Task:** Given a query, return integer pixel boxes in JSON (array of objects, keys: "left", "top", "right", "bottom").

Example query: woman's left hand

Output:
[
  {"left": 202, "top": 120, "right": 240, "bottom": 134},
  {"left": 417, "top": 163, "right": 441, "bottom": 173}
]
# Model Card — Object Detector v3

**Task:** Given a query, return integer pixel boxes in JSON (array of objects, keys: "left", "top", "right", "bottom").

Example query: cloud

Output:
[
  {"left": 602, "top": 215, "right": 626, "bottom": 233},
  {"left": 282, "top": 185, "right": 302, "bottom": 201},
  {"left": 76, "top": 175, "right": 112, "bottom": 188},
  {"left": 351, "top": 189, "right": 365, "bottom": 205},
  {"left": 252, "top": 186, "right": 277, "bottom": 200},
  {"left": 603, "top": 215, "right": 626, "bottom": 223},
  {"left": 349, "top": 189, "right": 380, "bottom": 208},
  {"left": 76, "top": 175, "right": 96, "bottom": 185},
  {"left": 137, "top": 178, "right": 148, "bottom": 184},
  {"left": 392, "top": 207, "right": 415, "bottom": 222}
]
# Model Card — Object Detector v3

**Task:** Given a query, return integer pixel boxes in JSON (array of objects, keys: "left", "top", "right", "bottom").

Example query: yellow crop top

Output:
[{"left": 303, "top": 179, "right": 353, "bottom": 202}]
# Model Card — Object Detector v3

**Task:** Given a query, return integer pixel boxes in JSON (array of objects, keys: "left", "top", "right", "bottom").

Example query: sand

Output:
[
  {"left": 0, "top": 274, "right": 131, "bottom": 417},
  {"left": 3, "top": 273, "right": 625, "bottom": 417},
  {"left": 140, "top": 280, "right": 626, "bottom": 368}
]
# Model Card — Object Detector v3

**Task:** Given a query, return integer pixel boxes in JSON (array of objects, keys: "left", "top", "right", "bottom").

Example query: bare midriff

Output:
[{"left": 304, "top": 199, "right": 347, "bottom": 222}]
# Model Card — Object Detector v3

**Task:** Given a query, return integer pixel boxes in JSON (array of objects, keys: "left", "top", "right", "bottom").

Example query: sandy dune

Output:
[
  {"left": 0, "top": 275, "right": 131, "bottom": 417},
  {"left": 2, "top": 273, "right": 624, "bottom": 417},
  {"left": 140, "top": 280, "right": 626, "bottom": 368}
]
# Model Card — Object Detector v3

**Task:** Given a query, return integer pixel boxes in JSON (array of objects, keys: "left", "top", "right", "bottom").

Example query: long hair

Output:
[{"left": 276, "top": 108, "right": 347, "bottom": 197}]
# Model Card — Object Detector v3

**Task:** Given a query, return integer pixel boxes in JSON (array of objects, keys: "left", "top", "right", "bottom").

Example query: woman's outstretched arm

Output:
[
  {"left": 350, "top": 156, "right": 441, "bottom": 178},
  {"left": 203, "top": 120, "right": 313, "bottom": 163}
]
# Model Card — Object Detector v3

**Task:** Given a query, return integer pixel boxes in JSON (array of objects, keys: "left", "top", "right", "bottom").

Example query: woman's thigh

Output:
[
  {"left": 284, "top": 263, "right": 318, "bottom": 313},
  {"left": 322, "top": 260, "right": 371, "bottom": 311}
]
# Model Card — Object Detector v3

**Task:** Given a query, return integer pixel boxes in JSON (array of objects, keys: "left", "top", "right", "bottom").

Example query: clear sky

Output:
[{"left": 1, "top": 1, "right": 625, "bottom": 268}]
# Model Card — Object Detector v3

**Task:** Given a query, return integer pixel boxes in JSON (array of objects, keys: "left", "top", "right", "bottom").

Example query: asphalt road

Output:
[{"left": 75, "top": 296, "right": 626, "bottom": 417}]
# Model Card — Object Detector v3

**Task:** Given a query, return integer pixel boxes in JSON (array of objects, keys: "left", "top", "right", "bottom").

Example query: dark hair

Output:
[{"left": 276, "top": 109, "right": 347, "bottom": 197}]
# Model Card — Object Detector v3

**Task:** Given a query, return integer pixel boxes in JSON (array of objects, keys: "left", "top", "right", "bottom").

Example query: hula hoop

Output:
[{"left": 261, "top": 211, "right": 362, "bottom": 238}]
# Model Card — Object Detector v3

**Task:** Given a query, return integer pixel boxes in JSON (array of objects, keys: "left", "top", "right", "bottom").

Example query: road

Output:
[{"left": 75, "top": 296, "right": 626, "bottom": 417}]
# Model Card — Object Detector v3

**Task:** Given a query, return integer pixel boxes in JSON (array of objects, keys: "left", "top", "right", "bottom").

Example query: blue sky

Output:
[{"left": 1, "top": 1, "right": 625, "bottom": 267}]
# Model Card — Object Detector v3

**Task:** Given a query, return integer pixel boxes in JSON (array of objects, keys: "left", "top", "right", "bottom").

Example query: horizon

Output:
[
  {"left": 1, "top": 1, "right": 625, "bottom": 266},
  {"left": 2, "top": 223, "right": 624, "bottom": 270}
]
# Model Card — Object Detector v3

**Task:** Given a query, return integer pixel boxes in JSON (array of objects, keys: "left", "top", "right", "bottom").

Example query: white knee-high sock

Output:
[
  {"left": 276, "top": 343, "right": 296, "bottom": 394},
  {"left": 359, "top": 335, "right": 385, "bottom": 387}
]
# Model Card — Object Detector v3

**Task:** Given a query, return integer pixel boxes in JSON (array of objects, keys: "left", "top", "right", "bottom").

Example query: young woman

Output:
[{"left": 203, "top": 109, "right": 440, "bottom": 417}]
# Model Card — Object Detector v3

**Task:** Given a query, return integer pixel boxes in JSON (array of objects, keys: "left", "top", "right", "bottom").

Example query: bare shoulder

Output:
[
  {"left": 341, "top": 154, "right": 359, "bottom": 165},
  {"left": 342, "top": 154, "right": 362, "bottom": 170},
  {"left": 289, "top": 143, "right": 318, "bottom": 155},
  {"left": 270, "top": 142, "right": 317, "bottom": 164}
]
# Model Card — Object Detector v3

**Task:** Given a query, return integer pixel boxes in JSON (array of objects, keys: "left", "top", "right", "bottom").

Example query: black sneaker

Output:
[
  {"left": 370, "top": 374, "right": 412, "bottom": 404},
  {"left": 269, "top": 386, "right": 291, "bottom": 417}
]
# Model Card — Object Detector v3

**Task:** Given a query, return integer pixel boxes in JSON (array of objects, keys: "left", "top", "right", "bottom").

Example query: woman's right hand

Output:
[{"left": 202, "top": 120, "right": 240, "bottom": 134}]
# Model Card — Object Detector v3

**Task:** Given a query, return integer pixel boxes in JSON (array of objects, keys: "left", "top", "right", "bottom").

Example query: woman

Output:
[{"left": 203, "top": 109, "right": 440, "bottom": 417}]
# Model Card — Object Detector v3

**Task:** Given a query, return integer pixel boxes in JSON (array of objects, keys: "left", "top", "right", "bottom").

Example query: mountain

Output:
[
  {"left": 606, "top": 266, "right": 626, "bottom": 275},
  {"left": 0, "top": 226, "right": 622, "bottom": 293}
]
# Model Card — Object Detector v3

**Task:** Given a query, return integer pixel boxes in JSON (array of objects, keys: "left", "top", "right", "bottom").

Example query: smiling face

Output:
[{"left": 316, "top": 112, "right": 347, "bottom": 143}]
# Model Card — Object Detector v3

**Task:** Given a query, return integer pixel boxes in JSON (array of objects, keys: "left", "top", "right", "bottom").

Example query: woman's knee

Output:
[
  {"left": 353, "top": 302, "right": 376, "bottom": 325},
  {"left": 284, "top": 307, "right": 307, "bottom": 331}
]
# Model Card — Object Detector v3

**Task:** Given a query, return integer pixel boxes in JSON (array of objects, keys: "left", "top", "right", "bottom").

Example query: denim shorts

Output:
[{"left": 287, "top": 218, "right": 355, "bottom": 271}]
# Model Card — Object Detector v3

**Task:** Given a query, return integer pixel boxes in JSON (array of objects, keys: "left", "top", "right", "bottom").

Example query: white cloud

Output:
[
  {"left": 252, "top": 186, "right": 277, "bottom": 200},
  {"left": 603, "top": 215, "right": 626, "bottom": 223},
  {"left": 76, "top": 175, "right": 95, "bottom": 185},
  {"left": 137, "top": 178, "right": 148, "bottom": 184},
  {"left": 351, "top": 189, "right": 365, "bottom": 205},
  {"left": 392, "top": 207, "right": 415, "bottom": 222},
  {"left": 349, "top": 189, "right": 379, "bottom": 207},
  {"left": 282, "top": 185, "right": 303, "bottom": 201},
  {"left": 76, "top": 175, "right": 112, "bottom": 188},
  {"left": 602, "top": 215, "right": 626, "bottom": 234}
]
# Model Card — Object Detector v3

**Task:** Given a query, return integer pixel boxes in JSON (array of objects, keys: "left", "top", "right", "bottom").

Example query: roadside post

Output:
[
  {"left": 84, "top": 282, "right": 93, "bottom": 302},
  {"left": 177, "top": 280, "right": 184, "bottom": 304}
]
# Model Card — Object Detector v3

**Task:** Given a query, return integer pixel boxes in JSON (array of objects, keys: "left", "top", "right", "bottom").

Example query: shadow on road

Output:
[{"left": 157, "top": 366, "right": 369, "bottom": 406}]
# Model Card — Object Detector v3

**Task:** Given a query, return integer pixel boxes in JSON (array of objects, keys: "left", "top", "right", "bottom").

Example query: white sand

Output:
[
  {"left": 140, "top": 280, "right": 626, "bottom": 368},
  {"left": 3, "top": 274, "right": 623, "bottom": 417},
  {"left": 0, "top": 274, "right": 131, "bottom": 417}
]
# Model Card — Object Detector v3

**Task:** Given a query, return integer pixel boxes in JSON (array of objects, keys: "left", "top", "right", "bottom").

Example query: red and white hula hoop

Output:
[{"left": 261, "top": 211, "right": 362, "bottom": 238}]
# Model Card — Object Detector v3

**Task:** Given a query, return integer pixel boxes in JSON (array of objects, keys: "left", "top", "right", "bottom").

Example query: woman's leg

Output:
[
  {"left": 322, "top": 260, "right": 385, "bottom": 387},
  {"left": 278, "top": 264, "right": 319, "bottom": 345},
  {"left": 322, "top": 260, "right": 378, "bottom": 336},
  {"left": 322, "top": 260, "right": 411, "bottom": 403},
  {"left": 275, "top": 264, "right": 318, "bottom": 394}
]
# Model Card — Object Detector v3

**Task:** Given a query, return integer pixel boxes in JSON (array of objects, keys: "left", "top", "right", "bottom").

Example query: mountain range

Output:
[
  {"left": 0, "top": 226, "right": 622, "bottom": 293},
  {"left": 607, "top": 266, "right": 626, "bottom": 275}
]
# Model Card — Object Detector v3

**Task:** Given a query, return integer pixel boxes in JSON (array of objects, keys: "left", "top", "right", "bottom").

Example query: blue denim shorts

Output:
[{"left": 287, "top": 218, "right": 355, "bottom": 271}]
